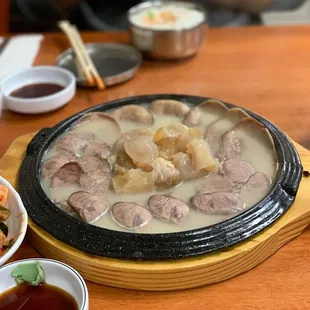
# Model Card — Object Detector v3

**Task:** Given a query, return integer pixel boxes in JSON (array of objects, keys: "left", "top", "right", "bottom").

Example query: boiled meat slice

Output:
[
  {"left": 51, "top": 162, "right": 82, "bottom": 189},
  {"left": 239, "top": 172, "right": 271, "bottom": 202},
  {"left": 111, "top": 202, "right": 152, "bottom": 229},
  {"left": 68, "top": 191, "right": 109, "bottom": 223},
  {"left": 80, "top": 169, "right": 111, "bottom": 196},
  {"left": 197, "top": 174, "right": 235, "bottom": 194},
  {"left": 150, "top": 99, "right": 190, "bottom": 117},
  {"left": 84, "top": 140, "right": 111, "bottom": 160},
  {"left": 183, "top": 99, "right": 228, "bottom": 128},
  {"left": 55, "top": 132, "right": 95, "bottom": 154},
  {"left": 71, "top": 112, "right": 121, "bottom": 130},
  {"left": 41, "top": 152, "right": 75, "bottom": 178},
  {"left": 204, "top": 108, "right": 249, "bottom": 156},
  {"left": 245, "top": 172, "right": 270, "bottom": 189},
  {"left": 111, "top": 105, "right": 154, "bottom": 125},
  {"left": 221, "top": 159, "right": 255, "bottom": 184},
  {"left": 191, "top": 192, "right": 244, "bottom": 213},
  {"left": 147, "top": 195, "right": 189, "bottom": 224},
  {"left": 218, "top": 119, "right": 277, "bottom": 179},
  {"left": 218, "top": 130, "right": 241, "bottom": 161},
  {"left": 76, "top": 156, "right": 110, "bottom": 173}
]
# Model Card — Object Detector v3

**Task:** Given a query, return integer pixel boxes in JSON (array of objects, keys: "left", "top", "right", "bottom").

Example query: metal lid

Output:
[{"left": 56, "top": 43, "right": 142, "bottom": 87}]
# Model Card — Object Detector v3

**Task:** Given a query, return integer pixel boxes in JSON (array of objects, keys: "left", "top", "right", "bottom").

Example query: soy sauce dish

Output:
[
  {"left": 19, "top": 94, "right": 303, "bottom": 261},
  {"left": 0, "top": 259, "right": 88, "bottom": 310},
  {"left": 1, "top": 66, "right": 76, "bottom": 114}
]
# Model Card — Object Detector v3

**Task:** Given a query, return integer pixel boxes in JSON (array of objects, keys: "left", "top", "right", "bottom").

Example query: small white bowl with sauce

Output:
[
  {"left": 0, "top": 258, "right": 89, "bottom": 310},
  {"left": 1, "top": 66, "right": 76, "bottom": 114}
]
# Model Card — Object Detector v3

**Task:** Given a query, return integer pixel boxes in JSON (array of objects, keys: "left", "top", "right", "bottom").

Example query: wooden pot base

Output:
[{"left": 1, "top": 133, "right": 310, "bottom": 291}]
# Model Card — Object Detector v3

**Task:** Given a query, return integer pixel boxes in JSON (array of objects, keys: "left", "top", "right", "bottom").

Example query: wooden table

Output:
[{"left": 2, "top": 25, "right": 310, "bottom": 309}]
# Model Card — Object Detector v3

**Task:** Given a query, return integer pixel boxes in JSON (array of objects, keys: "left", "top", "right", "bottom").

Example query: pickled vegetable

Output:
[
  {"left": 0, "top": 185, "right": 9, "bottom": 208},
  {"left": 0, "top": 206, "right": 10, "bottom": 222},
  {"left": 0, "top": 222, "right": 8, "bottom": 237}
]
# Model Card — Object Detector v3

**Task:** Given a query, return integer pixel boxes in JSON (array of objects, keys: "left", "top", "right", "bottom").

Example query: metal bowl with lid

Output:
[{"left": 128, "top": 1, "right": 207, "bottom": 60}]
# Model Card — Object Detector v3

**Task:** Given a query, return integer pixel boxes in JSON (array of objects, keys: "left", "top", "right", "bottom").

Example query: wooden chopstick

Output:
[
  {"left": 58, "top": 20, "right": 105, "bottom": 90},
  {"left": 73, "top": 56, "right": 84, "bottom": 80},
  {"left": 71, "top": 25, "right": 105, "bottom": 90},
  {"left": 58, "top": 21, "right": 94, "bottom": 86}
]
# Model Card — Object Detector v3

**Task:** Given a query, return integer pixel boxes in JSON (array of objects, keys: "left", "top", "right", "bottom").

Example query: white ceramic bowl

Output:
[
  {"left": 0, "top": 176, "right": 28, "bottom": 266},
  {"left": 0, "top": 258, "right": 89, "bottom": 310},
  {"left": 1, "top": 66, "right": 76, "bottom": 114}
]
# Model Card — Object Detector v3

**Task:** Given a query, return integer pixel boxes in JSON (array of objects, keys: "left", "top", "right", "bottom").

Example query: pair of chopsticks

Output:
[{"left": 58, "top": 20, "right": 105, "bottom": 90}]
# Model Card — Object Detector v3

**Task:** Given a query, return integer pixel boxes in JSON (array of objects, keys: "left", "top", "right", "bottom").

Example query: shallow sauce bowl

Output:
[
  {"left": 0, "top": 259, "right": 89, "bottom": 310},
  {"left": 0, "top": 176, "right": 28, "bottom": 266},
  {"left": 1, "top": 66, "right": 76, "bottom": 114},
  {"left": 128, "top": 1, "right": 206, "bottom": 60}
]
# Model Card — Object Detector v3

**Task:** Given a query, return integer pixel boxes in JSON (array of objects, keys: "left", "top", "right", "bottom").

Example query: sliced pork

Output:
[
  {"left": 41, "top": 152, "right": 75, "bottom": 178},
  {"left": 51, "top": 162, "right": 82, "bottom": 189},
  {"left": 221, "top": 159, "right": 255, "bottom": 184},
  {"left": 150, "top": 99, "right": 190, "bottom": 117},
  {"left": 191, "top": 192, "right": 244, "bottom": 213},
  {"left": 111, "top": 202, "right": 152, "bottom": 229},
  {"left": 111, "top": 105, "right": 154, "bottom": 125},
  {"left": 84, "top": 141, "right": 111, "bottom": 160},
  {"left": 55, "top": 132, "right": 95, "bottom": 154},
  {"left": 147, "top": 195, "right": 189, "bottom": 224},
  {"left": 68, "top": 191, "right": 109, "bottom": 223}
]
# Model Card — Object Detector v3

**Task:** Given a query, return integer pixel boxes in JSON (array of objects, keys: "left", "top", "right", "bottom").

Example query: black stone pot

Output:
[{"left": 18, "top": 94, "right": 303, "bottom": 261}]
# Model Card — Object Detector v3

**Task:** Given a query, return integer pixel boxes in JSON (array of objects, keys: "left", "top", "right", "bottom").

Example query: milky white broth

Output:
[
  {"left": 129, "top": 5, "right": 205, "bottom": 30},
  {"left": 41, "top": 103, "right": 276, "bottom": 234}
]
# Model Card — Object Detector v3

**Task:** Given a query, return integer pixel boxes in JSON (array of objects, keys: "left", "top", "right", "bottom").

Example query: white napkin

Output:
[
  {"left": 0, "top": 34, "right": 43, "bottom": 113},
  {"left": 0, "top": 34, "right": 43, "bottom": 80}
]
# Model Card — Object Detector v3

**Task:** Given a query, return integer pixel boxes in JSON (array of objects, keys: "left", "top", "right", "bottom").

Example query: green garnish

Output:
[
  {"left": 11, "top": 261, "right": 45, "bottom": 286},
  {"left": 148, "top": 10, "right": 155, "bottom": 19}
]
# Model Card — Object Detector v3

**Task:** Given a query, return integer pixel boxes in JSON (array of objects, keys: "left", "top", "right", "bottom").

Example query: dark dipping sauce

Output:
[
  {"left": 10, "top": 83, "right": 64, "bottom": 99},
  {"left": 0, "top": 283, "right": 78, "bottom": 310}
]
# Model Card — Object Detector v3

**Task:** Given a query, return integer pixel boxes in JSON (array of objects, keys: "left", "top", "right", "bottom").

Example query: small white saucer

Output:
[
  {"left": 1, "top": 66, "right": 76, "bottom": 114},
  {"left": 0, "top": 258, "right": 89, "bottom": 310}
]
